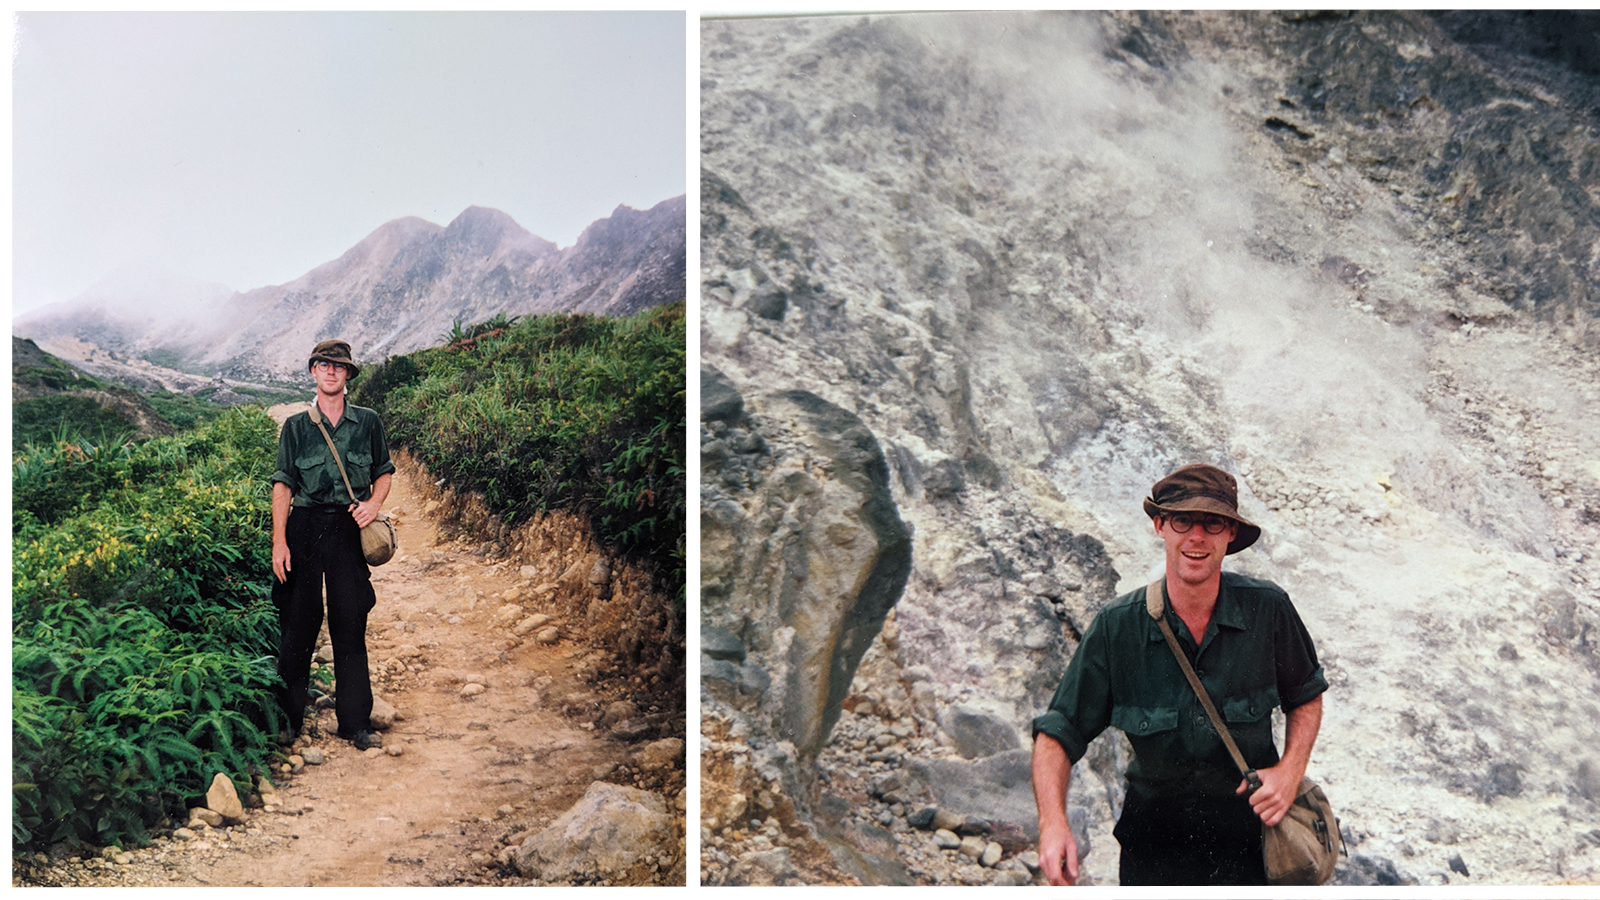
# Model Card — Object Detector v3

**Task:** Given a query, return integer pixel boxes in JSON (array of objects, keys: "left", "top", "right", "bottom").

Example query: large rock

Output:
[
  {"left": 728, "top": 847, "right": 802, "bottom": 885},
  {"left": 701, "top": 377, "right": 913, "bottom": 757},
  {"left": 204, "top": 773, "right": 245, "bottom": 825},
  {"left": 512, "top": 783, "right": 673, "bottom": 882},
  {"left": 901, "top": 751, "right": 1046, "bottom": 845},
  {"left": 633, "top": 737, "right": 685, "bottom": 771},
  {"left": 937, "top": 704, "right": 1022, "bottom": 760},
  {"left": 370, "top": 694, "right": 398, "bottom": 730}
]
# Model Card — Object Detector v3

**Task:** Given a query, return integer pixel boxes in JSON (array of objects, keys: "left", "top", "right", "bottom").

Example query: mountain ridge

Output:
[{"left": 15, "top": 196, "right": 685, "bottom": 383}]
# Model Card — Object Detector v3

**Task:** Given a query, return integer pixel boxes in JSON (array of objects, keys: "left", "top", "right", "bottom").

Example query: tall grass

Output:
[{"left": 12, "top": 409, "right": 281, "bottom": 851}]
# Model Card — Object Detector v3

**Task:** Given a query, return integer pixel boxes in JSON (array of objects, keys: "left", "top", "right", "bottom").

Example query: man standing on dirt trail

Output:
[
  {"left": 270, "top": 339, "right": 394, "bottom": 752},
  {"left": 1030, "top": 463, "right": 1327, "bottom": 885}
]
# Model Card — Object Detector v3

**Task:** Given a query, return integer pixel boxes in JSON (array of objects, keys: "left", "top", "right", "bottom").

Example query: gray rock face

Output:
[
  {"left": 937, "top": 705, "right": 1022, "bottom": 760},
  {"left": 513, "top": 782, "right": 672, "bottom": 882},
  {"left": 701, "top": 375, "right": 913, "bottom": 758},
  {"left": 701, "top": 9, "right": 1600, "bottom": 887}
]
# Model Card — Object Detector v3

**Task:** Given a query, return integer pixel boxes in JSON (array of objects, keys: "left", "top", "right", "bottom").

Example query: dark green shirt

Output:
[
  {"left": 270, "top": 402, "right": 396, "bottom": 507},
  {"left": 1032, "top": 571, "right": 1327, "bottom": 802}
]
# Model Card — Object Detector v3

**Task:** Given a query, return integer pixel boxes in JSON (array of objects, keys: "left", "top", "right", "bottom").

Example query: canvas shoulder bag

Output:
[
  {"left": 308, "top": 402, "right": 398, "bottom": 566},
  {"left": 1146, "top": 578, "right": 1343, "bottom": 885}
]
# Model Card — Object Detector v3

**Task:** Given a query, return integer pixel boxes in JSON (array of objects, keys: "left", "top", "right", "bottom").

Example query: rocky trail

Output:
[{"left": 15, "top": 424, "right": 687, "bottom": 887}]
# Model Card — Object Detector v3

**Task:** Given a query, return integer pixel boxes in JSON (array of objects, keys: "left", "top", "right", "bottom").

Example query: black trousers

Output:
[
  {"left": 271, "top": 506, "right": 376, "bottom": 738},
  {"left": 1115, "top": 791, "right": 1268, "bottom": 885}
]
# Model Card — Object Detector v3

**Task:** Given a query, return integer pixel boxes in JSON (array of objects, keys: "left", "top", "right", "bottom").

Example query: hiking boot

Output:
[{"left": 349, "top": 730, "right": 383, "bottom": 750}]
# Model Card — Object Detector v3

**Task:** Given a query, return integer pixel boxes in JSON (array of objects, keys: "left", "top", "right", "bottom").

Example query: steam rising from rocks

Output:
[{"left": 703, "top": 11, "right": 1600, "bottom": 885}]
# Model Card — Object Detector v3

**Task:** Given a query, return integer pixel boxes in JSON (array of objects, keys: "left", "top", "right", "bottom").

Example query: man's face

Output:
[
  {"left": 1154, "top": 512, "right": 1237, "bottom": 587},
  {"left": 312, "top": 360, "right": 350, "bottom": 395}
]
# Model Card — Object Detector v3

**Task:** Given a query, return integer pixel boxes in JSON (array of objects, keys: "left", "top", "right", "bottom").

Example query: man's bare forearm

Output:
[
  {"left": 1032, "top": 734, "right": 1072, "bottom": 829},
  {"left": 1281, "top": 694, "right": 1323, "bottom": 781},
  {"left": 1032, "top": 734, "right": 1080, "bottom": 885},
  {"left": 272, "top": 482, "right": 292, "bottom": 545}
]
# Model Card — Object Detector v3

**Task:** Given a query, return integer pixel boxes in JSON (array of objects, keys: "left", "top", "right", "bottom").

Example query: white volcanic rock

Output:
[{"left": 700, "top": 10, "right": 1600, "bottom": 888}]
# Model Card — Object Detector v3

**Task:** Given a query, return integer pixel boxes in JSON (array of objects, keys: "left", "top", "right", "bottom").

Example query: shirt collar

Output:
[{"left": 1145, "top": 574, "right": 1246, "bottom": 641}]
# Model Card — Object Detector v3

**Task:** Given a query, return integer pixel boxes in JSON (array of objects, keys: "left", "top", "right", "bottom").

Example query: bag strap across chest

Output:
[
  {"left": 308, "top": 401, "right": 360, "bottom": 503},
  {"left": 1147, "top": 578, "right": 1260, "bottom": 789}
]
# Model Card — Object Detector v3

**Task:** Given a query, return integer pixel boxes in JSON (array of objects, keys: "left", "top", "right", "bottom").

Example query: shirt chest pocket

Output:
[
  {"left": 343, "top": 449, "right": 373, "bottom": 491},
  {"left": 1222, "top": 685, "right": 1279, "bottom": 724},
  {"left": 294, "top": 452, "right": 335, "bottom": 497},
  {"left": 1111, "top": 705, "right": 1180, "bottom": 737}
]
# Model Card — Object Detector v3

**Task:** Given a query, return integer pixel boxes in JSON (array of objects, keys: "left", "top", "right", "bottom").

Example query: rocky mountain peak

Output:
[
  {"left": 13, "top": 197, "right": 684, "bottom": 383},
  {"left": 443, "top": 205, "right": 555, "bottom": 257}
]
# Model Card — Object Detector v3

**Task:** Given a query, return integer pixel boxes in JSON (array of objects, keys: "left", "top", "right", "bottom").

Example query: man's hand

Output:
[
  {"left": 1241, "top": 696, "right": 1323, "bottom": 826},
  {"left": 350, "top": 498, "right": 382, "bottom": 529},
  {"left": 1237, "top": 763, "right": 1303, "bottom": 827},
  {"left": 1038, "top": 817, "right": 1081, "bottom": 885},
  {"left": 272, "top": 539, "right": 292, "bottom": 583},
  {"left": 271, "top": 482, "right": 293, "bottom": 583}
]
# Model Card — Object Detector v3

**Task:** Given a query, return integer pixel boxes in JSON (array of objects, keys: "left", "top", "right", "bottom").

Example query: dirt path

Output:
[{"left": 16, "top": 426, "right": 680, "bottom": 887}]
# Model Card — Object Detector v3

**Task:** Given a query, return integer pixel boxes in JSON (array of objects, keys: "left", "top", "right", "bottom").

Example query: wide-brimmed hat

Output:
[
  {"left": 308, "top": 339, "right": 360, "bottom": 380},
  {"left": 1143, "top": 463, "right": 1261, "bottom": 555}
]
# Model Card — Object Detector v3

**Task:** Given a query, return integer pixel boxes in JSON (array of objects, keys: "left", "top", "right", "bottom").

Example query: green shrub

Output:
[
  {"left": 13, "top": 396, "right": 135, "bottom": 450},
  {"left": 12, "top": 408, "right": 281, "bottom": 852},
  {"left": 353, "top": 303, "right": 686, "bottom": 604}
]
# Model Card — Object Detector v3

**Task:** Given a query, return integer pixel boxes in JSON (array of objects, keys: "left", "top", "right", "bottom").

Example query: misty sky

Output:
[{"left": 11, "top": 11, "right": 687, "bottom": 316}]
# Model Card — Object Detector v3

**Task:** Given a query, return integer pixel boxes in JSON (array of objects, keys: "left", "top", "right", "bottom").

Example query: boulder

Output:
[
  {"left": 370, "top": 694, "right": 398, "bottom": 730},
  {"left": 937, "top": 704, "right": 1022, "bottom": 760},
  {"left": 204, "top": 773, "right": 245, "bottom": 825},
  {"left": 633, "top": 738, "right": 684, "bottom": 771},
  {"left": 701, "top": 624, "right": 747, "bottom": 662},
  {"left": 728, "top": 848, "right": 802, "bottom": 885},
  {"left": 599, "top": 700, "right": 638, "bottom": 730},
  {"left": 699, "top": 384, "right": 913, "bottom": 757},
  {"left": 512, "top": 782, "right": 673, "bottom": 882},
  {"left": 902, "top": 751, "right": 1046, "bottom": 844}
]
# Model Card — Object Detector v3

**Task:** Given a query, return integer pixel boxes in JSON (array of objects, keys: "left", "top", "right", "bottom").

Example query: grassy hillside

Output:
[
  {"left": 12, "top": 409, "right": 282, "bottom": 851},
  {"left": 350, "top": 304, "right": 687, "bottom": 605},
  {"left": 11, "top": 337, "right": 258, "bottom": 446}
]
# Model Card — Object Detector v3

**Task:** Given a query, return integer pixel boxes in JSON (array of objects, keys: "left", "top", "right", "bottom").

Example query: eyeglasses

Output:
[
  {"left": 312, "top": 361, "right": 348, "bottom": 373},
  {"left": 1165, "top": 513, "right": 1232, "bottom": 535}
]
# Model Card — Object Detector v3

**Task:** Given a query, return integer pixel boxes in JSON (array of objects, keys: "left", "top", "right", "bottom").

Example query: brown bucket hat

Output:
[
  {"left": 1143, "top": 463, "right": 1261, "bottom": 555},
  {"left": 308, "top": 339, "right": 360, "bottom": 380}
]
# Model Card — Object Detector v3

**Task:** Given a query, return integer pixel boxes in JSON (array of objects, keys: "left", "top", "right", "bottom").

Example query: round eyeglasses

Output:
[
  {"left": 313, "top": 361, "right": 348, "bottom": 373},
  {"left": 1165, "top": 512, "right": 1232, "bottom": 535}
]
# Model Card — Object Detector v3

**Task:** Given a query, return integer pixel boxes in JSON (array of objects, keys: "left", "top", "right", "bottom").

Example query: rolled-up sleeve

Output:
[
  {"left": 270, "top": 420, "right": 299, "bottom": 491},
  {"left": 1276, "top": 594, "right": 1328, "bottom": 711},
  {"left": 368, "top": 412, "right": 395, "bottom": 481},
  {"left": 1032, "top": 613, "right": 1114, "bottom": 764}
]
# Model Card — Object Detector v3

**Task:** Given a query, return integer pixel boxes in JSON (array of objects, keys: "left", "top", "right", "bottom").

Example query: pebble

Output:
[
  {"left": 460, "top": 683, "right": 487, "bottom": 697},
  {"left": 301, "top": 748, "right": 326, "bottom": 765},
  {"left": 386, "top": 746, "right": 404, "bottom": 757},
  {"left": 933, "top": 829, "right": 961, "bottom": 850}
]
